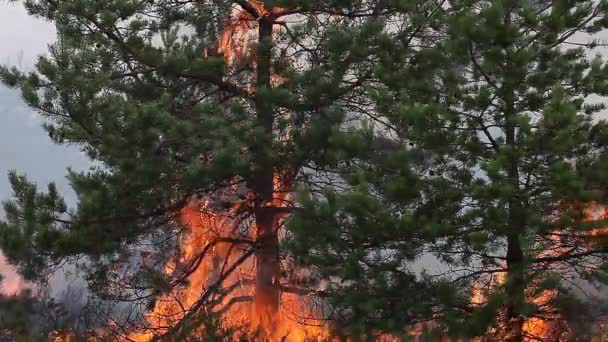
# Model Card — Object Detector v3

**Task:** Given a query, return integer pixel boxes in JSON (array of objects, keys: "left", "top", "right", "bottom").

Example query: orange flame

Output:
[
  {"left": 0, "top": 252, "right": 25, "bottom": 295},
  {"left": 470, "top": 271, "right": 559, "bottom": 341},
  {"left": 469, "top": 202, "right": 608, "bottom": 340},
  {"left": 130, "top": 179, "right": 330, "bottom": 340}
]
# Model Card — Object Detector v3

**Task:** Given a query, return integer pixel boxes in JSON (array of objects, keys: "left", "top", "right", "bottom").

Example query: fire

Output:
[
  {"left": 49, "top": 331, "right": 75, "bottom": 342},
  {"left": 468, "top": 202, "right": 608, "bottom": 341},
  {"left": 218, "top": 1, "right": 262, "bottom": 65},
  {"left": 218, "top": 1, "right": 287, "bottom": 66},
  {"left": 469, "top": 271, "right": 560, "bottom": 341},
  {"left": 521, "top": 289, "right": 556, "bottom": 341},
  {"left": 0, "top": 252, "right": 25, "bottom": 295},
  {"left": 44, "top": 1, "right": 608, "bottom": 340},
  {"left": 130, "top": 180, "right": 330, "bottom": 340},
  {"left": 128, "top": 4, "right": 331, "bottom": 340}
]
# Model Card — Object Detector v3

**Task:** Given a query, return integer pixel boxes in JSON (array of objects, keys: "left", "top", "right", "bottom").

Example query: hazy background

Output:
[{"left": 0, "top": 2, "right": 90, "bottom": 293}]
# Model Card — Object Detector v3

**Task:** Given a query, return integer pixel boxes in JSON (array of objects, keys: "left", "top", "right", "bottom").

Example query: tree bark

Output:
[
  {"left": 253, "top": 15, "right": 280, "bottom": 326},
  {"left": 505, "top": 228, "right": 525, "bottom": 342}
]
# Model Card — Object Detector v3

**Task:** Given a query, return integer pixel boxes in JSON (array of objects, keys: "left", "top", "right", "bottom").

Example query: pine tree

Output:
[
  {"left": 286, "top": 19, "right": 461, "bottom": 337},
  {"left": 290, "top": 0, "right": 608, "bottom": 340},
  {"left": 0, "top": 0, "right": 445, "bottom": 338}
]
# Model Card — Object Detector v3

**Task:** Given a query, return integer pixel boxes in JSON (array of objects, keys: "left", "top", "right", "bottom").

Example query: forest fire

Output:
[
  {"left": 130, "top": 2, "right": 608, "bottom": 339},
  {"left": 468, "top": 203, "right": 608, "bottom": 341},
  {"left": 470, "top": 271, "right": 560, "bottom": 341},
  {"left": 3, "top": 0, "right": 608, "bottom": 341},
  {"left": 129, "top": 2, "right": 331, "bottom": 340},
  {"left": 130, "top": 182, "right": 330, "bottom": 341}
]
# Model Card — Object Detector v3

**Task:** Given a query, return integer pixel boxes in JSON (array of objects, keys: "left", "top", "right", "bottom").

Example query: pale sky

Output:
[
  {"left": 0, "top": 2, "right": 90, "bottom": 293},
  {"left": 0, "top": 3, "right": 89, "bottom": 204}
]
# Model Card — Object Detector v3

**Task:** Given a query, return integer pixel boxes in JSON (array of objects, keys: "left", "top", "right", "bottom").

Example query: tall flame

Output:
[{"left": 131, "top": 182, "right": 330, "bottom": 340}]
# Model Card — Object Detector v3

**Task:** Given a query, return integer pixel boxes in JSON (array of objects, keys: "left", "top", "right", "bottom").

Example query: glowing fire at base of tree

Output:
[
  {"left": 470, "top": 272, "right": 563, "bottom": 341},
  {"left": 128, "top": 197, "right": 331, "bottom": 341},
  {"left": 467, "top": 203, "right": 608, "bottom": 341}
]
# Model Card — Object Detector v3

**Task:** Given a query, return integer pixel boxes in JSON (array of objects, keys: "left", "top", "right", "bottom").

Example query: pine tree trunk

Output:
[
  {"left": 505, "top": 232, "right": 525, "bottom": 342},
  {"left": 505, "top": 84, "right": 525, "bottom": 342},
  {"left": 255, "top": 209, "right": 280, "bottom": 323},
  {"left": 253, "top": 15, "right": 280, "bottom": 326}
]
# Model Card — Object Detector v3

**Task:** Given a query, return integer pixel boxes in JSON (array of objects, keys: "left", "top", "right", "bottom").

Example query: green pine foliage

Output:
[{"left": 289, "top": 0, "right": 608, "bottom": 340}]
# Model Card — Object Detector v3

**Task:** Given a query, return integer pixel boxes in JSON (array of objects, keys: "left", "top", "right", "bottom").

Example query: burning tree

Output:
[
  {"left": 291, "top": 0, "right": 608, "bottom": 340},
  {"left": 0, "top": 0, "right": 448, "bottom": 340}
]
